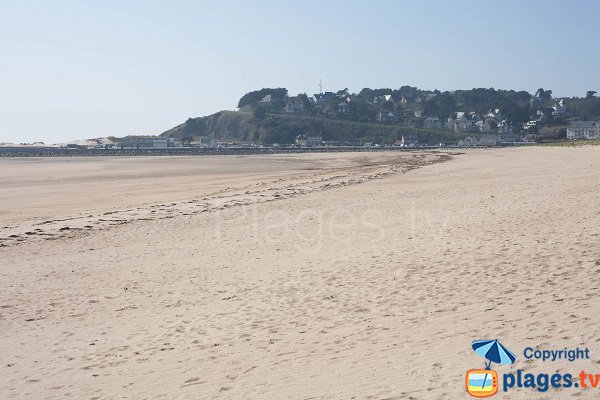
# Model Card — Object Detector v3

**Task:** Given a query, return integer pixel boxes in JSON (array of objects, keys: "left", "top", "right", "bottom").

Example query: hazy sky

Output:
[{"left": 1, "top": 0, "right": 598, "bottom": 143}]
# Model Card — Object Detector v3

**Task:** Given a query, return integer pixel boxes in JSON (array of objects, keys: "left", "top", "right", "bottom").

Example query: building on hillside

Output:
[
  {"left": 260, "top": 94, "right": 272, "bottom": 103},
  {"left": 372, "top": 95, "right": 393, "bottom": 104},
  {"left": 312, "top": 92, "right": 336, "bottom": 106},
  {"left": 523, "top": 120, "right": 542, "bottom": 133},
  {"left": 412, "top": 104, "right": 424, "bottom": 118},
  {"left": 376, "top": 111, "right": 397, "bottom": 123},
  {"left": 295, "top": 133, "right": 323, "bottom": 146},
  {"left": 485, "top": 108, "right": 502, "bottom": 122},
  {"left": 285, "top": 97, "right": 304, "bottom": 114},
  {"left": 567, "top": 121, "right": 600, "bottom": 140},
  {"left": 447, "top": 111, "right": 478, "bottom": 132},
  {"left": 497, "top": 120, "right": 513, "bottom": 134},
  {"left": 476, "top": 118, "right": 498, "bottom": 133},
  {"left": 553, "top": 99, "right": 567, "bottom": 115},
  {"left": 448, "top": 112, "right": 478, "bottom": 132},
  {"left": 338, "top": 102, "right": 350, "bottom": 113},
  {"left": 424, "top": 117, "right": 442, "bottom": 129}
]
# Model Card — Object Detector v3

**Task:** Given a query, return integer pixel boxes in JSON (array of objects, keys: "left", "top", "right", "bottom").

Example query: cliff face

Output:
[
  {"left": 160, "top": 111, "right": 255, "bottom": 141},
  {"left": 160, "top": 110, "right": 464, "bottom": 145}
]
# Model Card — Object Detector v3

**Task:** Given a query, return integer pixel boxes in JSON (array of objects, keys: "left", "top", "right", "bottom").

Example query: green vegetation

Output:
[
  {"left": 158, "top": 86, "right": 600, "bottom": 145},
  {"left": 161, "top": 110, "right": 469, "bottom": 145}
]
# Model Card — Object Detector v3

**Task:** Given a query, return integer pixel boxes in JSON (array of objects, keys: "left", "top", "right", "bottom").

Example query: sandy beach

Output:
[{"left": 1, "top": 148, "right": 600, "bottom": 399}]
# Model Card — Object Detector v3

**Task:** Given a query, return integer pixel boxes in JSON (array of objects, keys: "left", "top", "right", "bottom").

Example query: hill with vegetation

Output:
[
  {"left": 159, "top": 87, "right": 600, "bottom": 145},
  {"left": 161, "top": 110, "right": 467, "bottom": 145}
]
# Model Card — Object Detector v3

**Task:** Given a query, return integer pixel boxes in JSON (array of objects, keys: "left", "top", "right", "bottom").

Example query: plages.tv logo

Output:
[{"left": 466, "top": 339, "right": 516, "bottom": 398}]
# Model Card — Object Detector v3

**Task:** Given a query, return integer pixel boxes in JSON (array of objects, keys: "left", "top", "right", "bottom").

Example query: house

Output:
[
  {"left": 412, "top": 104, "right": 424, "bottom": 118},
  {"left": 523, "top": 120, "right": 542, "bottom": 132},
  {"left": 458, "top": 134, "right": 498, "bottom": 146},
  {"left": 296, "top": 133, "right": 323, "bottom": 146},
  {"left": 567, "top": 121, "right": 600, "bottom": 140},
  {"left": 338, "top": 102, "right": 350, "bottom": 113},
  {"left": 120, "top": 138, "right": 178, "bottom": 150},
  {"left": 372, "top": 95, "right": 393, "bottom": 104},
  {"left": 553, "top": 99, "right": 567, "bottom": 115},
  {"left": 458, "top": 136, "right": 478, "bottom": 146},
  {"left": 394, "top": 134, "right": 418, "bottom": 147},
  {"left": 260, "top": 94, "right": 272, "bottom": 103},
  {"left": 449, "top": 112, "right": 478, "bottom": 132},
  {"left": 468, "top": 112, "right": 482, "bottom": 121},
  {"left": 312, "top": 92, "right": 336, "bottom": 106},
  {"left": 295, "top": 134, "right": 308, "bottom": 146},
  {"left": 485, "top": 109, "right": 502, "bottom": 122},
  {"left": 376, "top": 111, "right": 397, "bottom": 123},
  {"left": 191, "top": 137, "right": 217, "bottom": 148},
  {"left": 497, "top": 120, "right": 513, "bottom": 134},
  {"left": 476, "top": 118, "right": 498, "bottom": 133},
  {"left": 424, "top": 117, "right": 442, "bottom": 129},
  {"left": 285, "top": 97, "right": 304, "bottom": 114}
]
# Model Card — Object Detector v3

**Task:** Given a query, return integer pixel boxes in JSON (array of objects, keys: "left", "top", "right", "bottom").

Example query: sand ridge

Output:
[{"left": 0, "top": 152, "right": 451, "bottom": 248}]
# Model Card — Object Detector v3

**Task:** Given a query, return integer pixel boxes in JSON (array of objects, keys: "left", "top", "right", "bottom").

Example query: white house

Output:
[
  {"left": 567, "top": 121, "right": 600, "bottom": 140},
  {"left": 295, "top": 133, "right": 323, "bottom": 146},
  {"left": 553, "top": 99, "right": 567, "bottom": 115}
]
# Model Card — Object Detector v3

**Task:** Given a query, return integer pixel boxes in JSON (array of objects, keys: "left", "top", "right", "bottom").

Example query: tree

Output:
[
  {"left": 237, "top": 88, "right": 288, "bottom": 109},
  {"left": 253, "top": 105, "right": 267, "bottom": 120},
  {"left": 336, "top": 88, "right": 349, "bottom": 98},
  {"left": 541, "top": 107, "right": 554, "bottom": 126},
  {"left": 586, "top": 91, "right": 597, "bottom": 99},
  {"left": 535, "top": 88, "right": 552, "bottom": 100}
]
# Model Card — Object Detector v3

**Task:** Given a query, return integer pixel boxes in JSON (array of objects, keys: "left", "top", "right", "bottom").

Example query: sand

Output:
[{"left": 1, "top": 148, "right": 599, "bottom": 399}]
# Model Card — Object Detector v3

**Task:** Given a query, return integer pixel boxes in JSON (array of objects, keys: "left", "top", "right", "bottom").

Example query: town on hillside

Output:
[
  {"left": 234, "top": 86, "right": 600, "bottom": 146},
  {"left": 17, "top": 86, "right": 599, "bottom": 151}
]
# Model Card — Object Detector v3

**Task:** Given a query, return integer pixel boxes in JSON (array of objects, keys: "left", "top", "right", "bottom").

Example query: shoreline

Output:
[{"left": 0, "top": 151, "right": 452, "bottom": 248}]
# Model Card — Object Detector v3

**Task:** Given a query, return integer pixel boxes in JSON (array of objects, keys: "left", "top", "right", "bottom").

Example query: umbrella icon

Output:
[
  {"left": 472, "top": 339, "right": 516, "bottom": 369},
  {"left": 471, "top": 339, "right": 516, "bottom": 390}
]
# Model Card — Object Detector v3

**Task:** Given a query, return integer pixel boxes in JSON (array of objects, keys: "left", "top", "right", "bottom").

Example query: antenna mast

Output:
[{"left": 319, "top": 79, "right": 323, "bottom": 94}]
